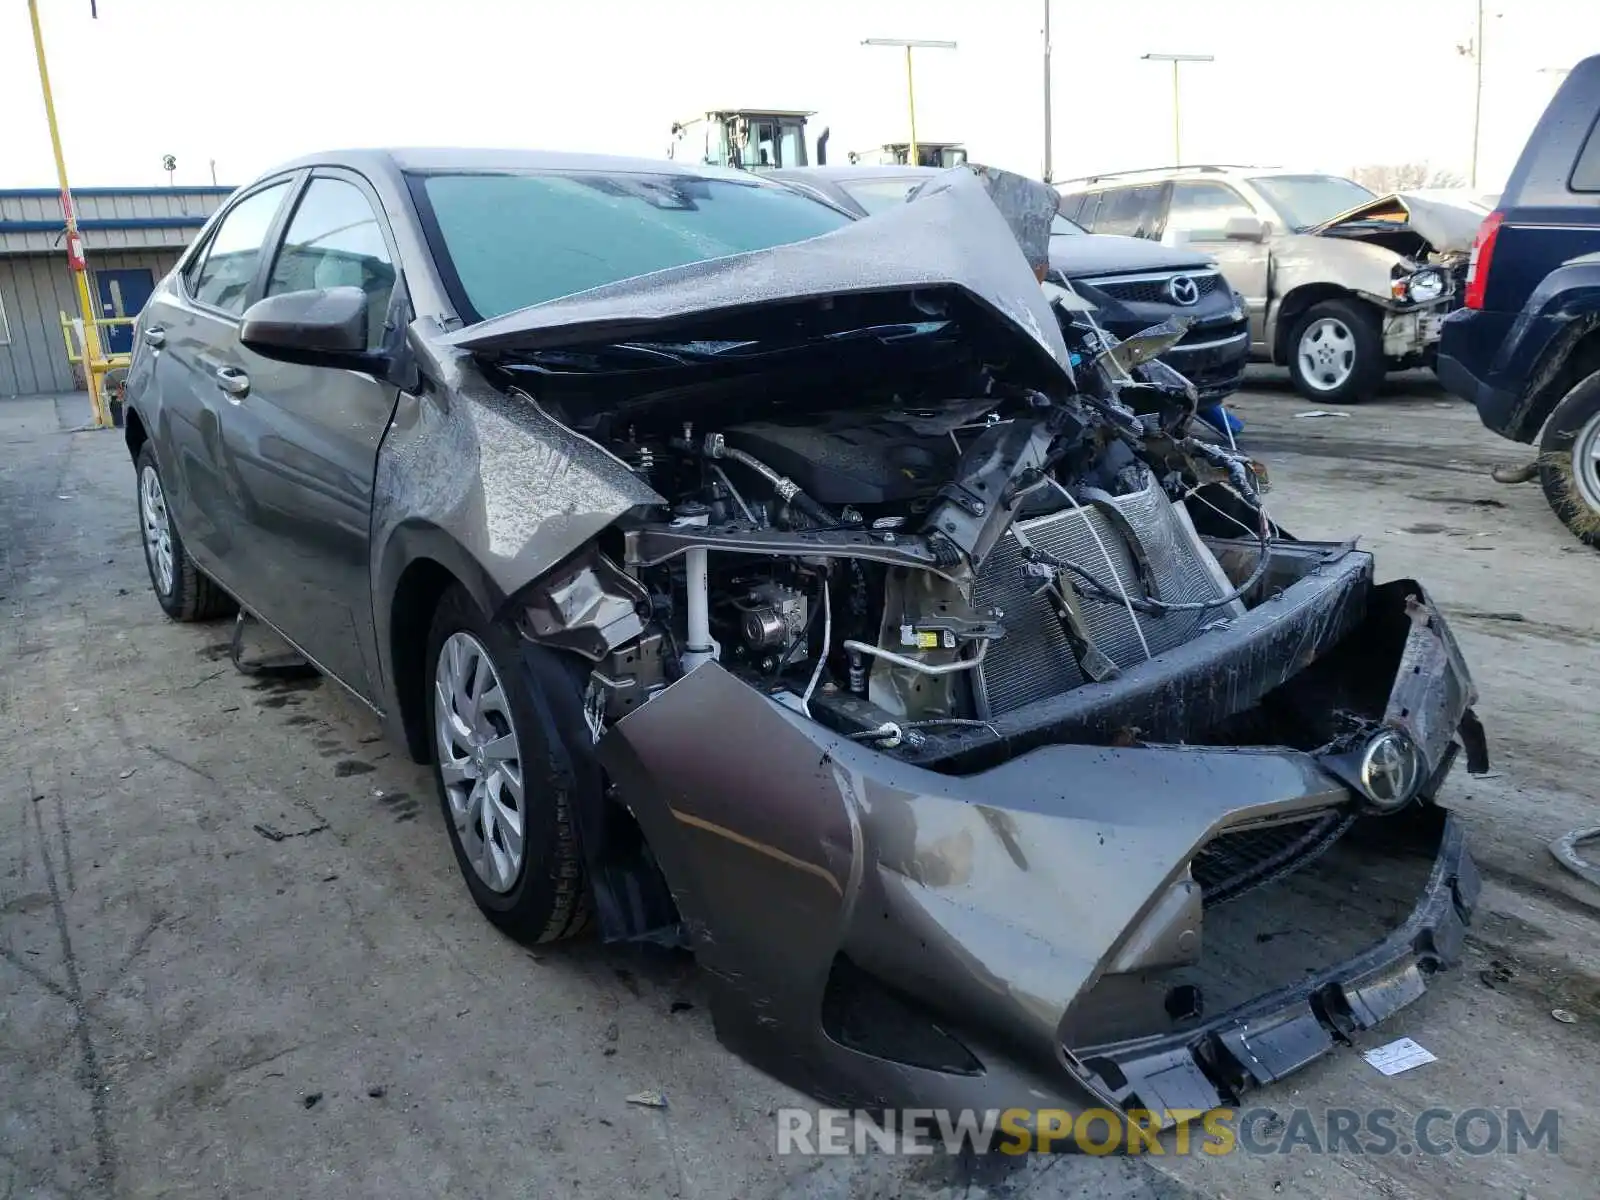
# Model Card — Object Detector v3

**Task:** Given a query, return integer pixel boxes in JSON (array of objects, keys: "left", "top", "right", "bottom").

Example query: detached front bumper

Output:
[{"left": 595, "top": 567, "right": 1484, "bottom": 1126}]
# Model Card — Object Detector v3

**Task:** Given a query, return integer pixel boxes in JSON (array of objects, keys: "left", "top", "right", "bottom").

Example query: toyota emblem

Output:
[{"left": 1167, "top": 275, "right": 1200, "bottom": 306}]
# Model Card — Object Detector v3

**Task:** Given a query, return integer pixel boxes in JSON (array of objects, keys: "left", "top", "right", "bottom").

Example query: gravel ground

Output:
[{"left": 3, "top": 374, "right": 1596, "bottom": 1200}]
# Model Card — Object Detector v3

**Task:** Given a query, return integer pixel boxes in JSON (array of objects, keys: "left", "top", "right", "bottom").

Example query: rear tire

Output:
[
  {"left": 1287, "top": 298, "right": 1384, "bottom": 404},
  {"left": 1537, "top": 370, "right": 1600, "bottom": 549},
  {"left": 135, "top": 442, "right": 236, "bottom": 622},
  {"left": 425, "top": 584, "right": 592, "bottom": 942}
]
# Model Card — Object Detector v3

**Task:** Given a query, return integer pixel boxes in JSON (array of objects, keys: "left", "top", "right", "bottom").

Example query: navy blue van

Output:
[{"left": 1437, "top": 55, "right": 1600, "bottom": 545}]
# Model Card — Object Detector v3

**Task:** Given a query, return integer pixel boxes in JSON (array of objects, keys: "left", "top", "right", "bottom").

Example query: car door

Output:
[
  {"left": 217, "top": 169, "right": 405, "bottom": 698},
  {"left": 95, "top": 268, "right": 155, "bottom": 355},
  {"left": 1165, "top": 180, "right": 1271, "bottom": 350},
  {"left": 144, "top": 177, "right": 297, "bottom": 591}
]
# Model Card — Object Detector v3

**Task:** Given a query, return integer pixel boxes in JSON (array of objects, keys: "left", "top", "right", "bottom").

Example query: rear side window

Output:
[
  {"left": 1574, "top": 114, "right": 1600, "bottom": 191},
  {"left": 1093, "top": 184, "right": 1169, "bottom": 239},
  {"left": 190, "top": 182, "right": 291, "bottom": 314}
]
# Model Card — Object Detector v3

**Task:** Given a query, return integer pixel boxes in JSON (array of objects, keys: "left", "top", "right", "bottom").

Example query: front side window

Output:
[
  {"left": 1246, "top": 174, "right": 1374, "bottom": 231},
  {"left": 839, "top": 177, "right": 925, "bottom": 214},
  {"left": 1093, "top": 184, "right": 1169, "bottom": 239},
  {"left": 190, "top": 182, "right": 291, "bottom": 314},
  {"left": 411, "top": 171, "right": 853, "bottom": 322},
  {"left": 267, "top": 177, "right": 396, "bottom": 350},
  {"left": 1167, "top": 181, "right": 1257, "bottom": 240}
]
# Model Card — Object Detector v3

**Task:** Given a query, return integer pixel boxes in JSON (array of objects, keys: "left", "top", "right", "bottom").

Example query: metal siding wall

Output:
[{"left": 0, "top": 249, "right": 181, "bottom": 397}]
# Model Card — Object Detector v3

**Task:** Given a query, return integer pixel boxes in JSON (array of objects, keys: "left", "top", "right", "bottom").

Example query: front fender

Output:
[
  {"left": 1271, "top": 234, "right": 1405, "bottom": 304},
  {"left": 1490, "top": 259, "right": 1600, "bottom": 440}
]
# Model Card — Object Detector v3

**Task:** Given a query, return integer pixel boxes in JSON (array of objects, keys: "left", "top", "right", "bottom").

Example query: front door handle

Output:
[
  {"left": 215, "top": 367, "right": 250, "bottom": 399},
  {"left": 143, "top": 327, "right": 166, "bottom": 348}
]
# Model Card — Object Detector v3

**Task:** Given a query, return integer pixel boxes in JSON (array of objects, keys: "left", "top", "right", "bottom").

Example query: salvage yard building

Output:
[{"left": 0, "top": 185, "right": 230, "bottom": 397}]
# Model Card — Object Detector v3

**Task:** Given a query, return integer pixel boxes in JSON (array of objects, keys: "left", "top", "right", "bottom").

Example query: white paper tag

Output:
[{"left": 1362, "top": 1037, "right": 1437, "bottom": 1076}]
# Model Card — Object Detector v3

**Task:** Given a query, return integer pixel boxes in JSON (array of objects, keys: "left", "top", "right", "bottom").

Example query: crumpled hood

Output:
[
  {"left": 442, "top": 167, "right": 1079, "bottom": 379},
  {"left": 1307, "top": 191, "right": 1486, "bottom": 254}
]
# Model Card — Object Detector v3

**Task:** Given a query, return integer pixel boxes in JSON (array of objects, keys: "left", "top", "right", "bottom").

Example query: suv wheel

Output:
[
  {"left": 1287, "top": 299, "right": 1384, "bottom": 404},
  {"left": 425, "top": 585, "right": 592, "bottom": 942},
  {"left": 1537, "top": 370, "right": 1600, "bottom": 548},
  {"left": 135, "top": 443, "right": 236, "bottom": 621}
]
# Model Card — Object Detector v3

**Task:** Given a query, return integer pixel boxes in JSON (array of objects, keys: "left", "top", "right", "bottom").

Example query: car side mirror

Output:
[
  {"left": 240, "top": 286, "right": 380, "bottom": 370},
  {"left": 1223, "top": 215, "right": 1268, "bottom": 242}
]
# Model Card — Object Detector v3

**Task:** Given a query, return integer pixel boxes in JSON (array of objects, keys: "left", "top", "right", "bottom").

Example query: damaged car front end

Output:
[{"left": 396, "top": 165, "right": 1487, "bottom": 1137}]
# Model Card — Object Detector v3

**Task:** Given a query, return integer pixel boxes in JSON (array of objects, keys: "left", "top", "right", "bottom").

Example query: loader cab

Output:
[
  {"left": 668, "top": 109, "right": 820, "bottom": 171},
  {"left": 852, "top": 142, "right": 969, "bottom": 169}
]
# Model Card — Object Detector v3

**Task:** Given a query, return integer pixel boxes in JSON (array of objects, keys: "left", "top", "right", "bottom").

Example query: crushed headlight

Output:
[
  {"left": 1356, "top": 728, "right": 1427, "bottom": 811},
  {"left": 1400, "top": 269, "right": 1446, "bottom": 304}
]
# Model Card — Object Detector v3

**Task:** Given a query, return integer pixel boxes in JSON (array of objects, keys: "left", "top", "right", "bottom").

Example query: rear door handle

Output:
[
  {"left": 215, "top": 367, "right": 250, "bottom": 400},
  {"left": 143, "top": 327, "right": 166, "bottom": 348}
]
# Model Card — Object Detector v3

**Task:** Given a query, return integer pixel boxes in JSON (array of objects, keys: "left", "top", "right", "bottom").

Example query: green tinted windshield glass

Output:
[{"left": 416, "top": 171, "right": 853, "bottom": 321}]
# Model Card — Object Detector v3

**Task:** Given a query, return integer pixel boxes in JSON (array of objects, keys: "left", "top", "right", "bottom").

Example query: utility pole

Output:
[
  {"left": 1142, "top": 53, "right": 1214, "bottom": 164},
  {"left": 28, "top": 0, "right": 112, "bottom": 428},
  {"left": 1042, "top": 1, "right": 1053, "bottom": 182},
  {"left": 863, "top": 37, "right": 958, "bottom": 167},
  {"left": 1471, "top": 0, "right": 1484, "bottom": 188}
]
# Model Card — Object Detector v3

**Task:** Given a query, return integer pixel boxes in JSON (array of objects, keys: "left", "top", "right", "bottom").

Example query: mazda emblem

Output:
[{"left": 1167, "top": 275, "right": 1200, "bottom": 306}]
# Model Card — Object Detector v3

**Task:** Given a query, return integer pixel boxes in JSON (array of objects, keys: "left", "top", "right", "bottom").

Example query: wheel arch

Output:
[
  {"left": 124, "top": 404, "right": 149, "bottom": 462},
  {"left": 377, "top": 521, "right": 507, "bottom": 763},
  {"left": 1271, "top": 283, "right": 1369, "bottom": 365},
  {"left": 1509, "top": 316, "right": 1600, "bottom": 443}
]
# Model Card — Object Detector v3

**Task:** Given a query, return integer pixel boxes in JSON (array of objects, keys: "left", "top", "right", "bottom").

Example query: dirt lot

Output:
[{"left": 3, "top": 373, "right": 1597, "bottom": 1200}]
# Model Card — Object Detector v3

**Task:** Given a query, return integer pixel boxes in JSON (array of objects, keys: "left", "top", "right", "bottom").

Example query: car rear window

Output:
[
  {"left": 838, "top": 177, "right": 924, "bottom": 214},
  {"left": 411, "top": 171, "right": 853, "bottom": 322}
]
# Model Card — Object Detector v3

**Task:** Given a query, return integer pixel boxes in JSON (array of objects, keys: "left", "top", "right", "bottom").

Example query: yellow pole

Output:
[
  {"left": 28, "top": 0, "right": 110, "bottom": 428},
  {"left": 905, "top": 45, "right": 919, "bottom": 167}
]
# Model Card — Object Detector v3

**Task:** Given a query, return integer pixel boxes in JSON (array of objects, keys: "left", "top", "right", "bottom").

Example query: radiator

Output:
[{"left": 971, "top": 479, "right": 1240, "bottom": 718}]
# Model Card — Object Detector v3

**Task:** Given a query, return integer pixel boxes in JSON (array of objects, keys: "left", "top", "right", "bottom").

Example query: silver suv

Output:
[{"left": 1057, "top": 166, "right": 1485, "bottom": 403}]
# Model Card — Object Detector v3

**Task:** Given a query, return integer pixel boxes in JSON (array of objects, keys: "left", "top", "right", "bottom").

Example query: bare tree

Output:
[{"left": 1350, "top": 163, "right": 1470, "bottom": 192}]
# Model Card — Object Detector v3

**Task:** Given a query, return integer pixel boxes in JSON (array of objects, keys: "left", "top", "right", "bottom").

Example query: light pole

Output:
[
  {"left": 1457, "top": 3, "right": 1503, "bottom": 189},
  {"left": 862, "top": 37, "right": 958, "bottom": 167},
  {"left": 1042, "top": 1, "right": 1053, "bottom": 182},
  {"left": 1141, "top": 52, "right": 1214, "bottom": 165}
]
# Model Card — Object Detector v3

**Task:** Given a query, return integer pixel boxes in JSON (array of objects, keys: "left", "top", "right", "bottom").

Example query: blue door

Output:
[{"left": 95, "top": 268, "right": 155, "bottom": 355}]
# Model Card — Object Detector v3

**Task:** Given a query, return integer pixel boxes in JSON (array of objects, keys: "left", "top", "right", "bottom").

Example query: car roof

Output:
[
  {"left": 769, "top": 165, "right": 942, "bottom": 183},
  {"left": 1056, "top": 165, "right": 1298, "bottom": 189},
  {"left": 256, "top": 146, "right": 755, "bottom": 182}
]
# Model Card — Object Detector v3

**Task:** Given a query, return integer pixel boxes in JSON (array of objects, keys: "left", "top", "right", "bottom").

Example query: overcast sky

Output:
[{"left": 3, "top": 0, "right": 1594, "bottom": 192}]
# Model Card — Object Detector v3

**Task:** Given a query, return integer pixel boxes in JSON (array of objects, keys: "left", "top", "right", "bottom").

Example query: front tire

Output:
[
  {"left": 1287, "top": 299, "right": 1384, "bottom": 404},
  {"left": 1537, "top": 370, "right": 1600, "bottom": 548},
  {"left": 135, "top": 442, "right": 236, "bottom": 622},
  {"left": 425, "top": 585, "right": 592, "bottom": 942}
]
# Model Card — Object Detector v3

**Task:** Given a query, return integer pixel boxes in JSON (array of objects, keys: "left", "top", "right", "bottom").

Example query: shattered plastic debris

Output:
[
  {"left": 1552, "top": 1009, "right": 1578, "bottom": 1024},
  {"left": 626, "top": 1090, "right": 668, "bottom": 1108},
  {"left": 1361, "top": 1037, "right": 1436, "bottom": 1076},
  {"left": 1295, "top": 410, "right": 1352, "bottom": 419}
]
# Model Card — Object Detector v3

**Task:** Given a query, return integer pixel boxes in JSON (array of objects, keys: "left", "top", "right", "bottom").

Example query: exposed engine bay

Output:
[{"left": 535, "top": 307, "right": 1276, "bottom": 761}]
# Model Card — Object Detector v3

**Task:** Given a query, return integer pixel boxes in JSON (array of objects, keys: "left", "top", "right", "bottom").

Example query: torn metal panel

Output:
[{"left": 1307, "top": 191, "right": 1487, "bottom": 255}]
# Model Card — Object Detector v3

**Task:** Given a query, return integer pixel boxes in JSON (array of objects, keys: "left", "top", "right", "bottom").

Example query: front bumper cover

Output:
[{"left": 594, "top": 573, "right": 1483, "bottom": 1127}]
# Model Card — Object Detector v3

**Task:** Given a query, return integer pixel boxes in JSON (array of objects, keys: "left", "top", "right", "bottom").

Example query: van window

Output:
[{"left": 1092, "top": 184, "right": 1169, "bottom": 239}]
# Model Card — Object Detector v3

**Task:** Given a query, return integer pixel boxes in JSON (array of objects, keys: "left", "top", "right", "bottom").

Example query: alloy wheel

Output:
[
  {"left": 1572, "top": 407, "right": 1600, "bottom": 515},
  {"left": 1298, "top": 317, "right": 1357, "bottom": 392},
  {"left": 139, "top": 465, "right": 175, "bottom": 596},
  {"left": 434, "top": 631, "right": 526, "bottom": 893}
]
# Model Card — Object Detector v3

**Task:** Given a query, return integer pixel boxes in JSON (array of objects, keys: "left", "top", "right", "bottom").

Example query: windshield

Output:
[
  {"left": 1050, "top": 213, "right": 1085, "bottom": 236},
  {"left": 838, "top": 177, "right": 927, "bottom": 214},
  {"left": 1246, "top": 174, "right": 1375, "bottom": 232},
  {"left": 412, "top": 171, "right": 854, "bottom": 322}
]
